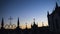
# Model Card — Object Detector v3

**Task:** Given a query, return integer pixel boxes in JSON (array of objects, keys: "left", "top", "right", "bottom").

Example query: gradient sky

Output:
[{"left": 0, "top": 0, "right": 60, "bottom": 28}]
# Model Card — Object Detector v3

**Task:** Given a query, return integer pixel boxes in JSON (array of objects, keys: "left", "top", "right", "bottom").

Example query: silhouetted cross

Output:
[{"left": 8, "top": 16, "right": 13, "bottom": 25}]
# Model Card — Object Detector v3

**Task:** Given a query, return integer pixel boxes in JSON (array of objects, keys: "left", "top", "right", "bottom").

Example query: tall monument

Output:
[{"left": 1, "top": 18, "right": 4, "bottom": 29}]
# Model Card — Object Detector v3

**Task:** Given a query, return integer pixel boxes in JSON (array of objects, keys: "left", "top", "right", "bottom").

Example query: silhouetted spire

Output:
[
  {"left": 47, "top": 11, "right": 49, "bottom": 17},
  {"left": 1, "top": 18, "right": 4, "bottom": 29},
  {"left": 33, "top": 18, "right": 35, "bottom": 25},
  {"left": 8, "top": 16, "right": 13, "bottom": 29},
  {"left": 32, "top": 18, "right": 38, "bottom": 27},
  {"left": 55, "top": 2, "right": 58, "bottom": 9},
  {"left": 17, "top": 17, "right": 20, "bottom": 28}
]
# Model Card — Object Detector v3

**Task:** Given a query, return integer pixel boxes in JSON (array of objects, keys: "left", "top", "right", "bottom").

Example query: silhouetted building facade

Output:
[
  {"left": 14, "top": 17, "right": 21, "bottom": 34},
  {"left": 47, "top": 2, "right": 60, "bottom": 32}
]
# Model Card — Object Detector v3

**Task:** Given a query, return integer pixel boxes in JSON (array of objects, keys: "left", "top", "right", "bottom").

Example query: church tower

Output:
[{"left": 1, "top": 18, "right": 4, "bottom": 29}]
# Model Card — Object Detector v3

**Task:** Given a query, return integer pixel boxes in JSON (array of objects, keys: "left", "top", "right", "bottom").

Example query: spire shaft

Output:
[
  {"left": 17, "top": 17, "right": 19, "bottom": 28},
  {"left": 47, "top": 11, "right": 49, "bottom": 16},
  {"left": 55, "top": 2, "right": 58, "bottom": 9},
  {"left": 1, "top": 18, "right": 4, "bottom": 29},
  {"left": 33, "top": 18, "right": 35, "bottom": 25}
]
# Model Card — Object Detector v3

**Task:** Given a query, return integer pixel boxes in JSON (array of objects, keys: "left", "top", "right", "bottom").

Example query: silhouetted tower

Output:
[
  {"left": 0, "top": 18, "right": 5, "bottom": 34},
  {"left": 15, "top": 17, "right": 21, "bottom": 34},
  {"left": 33, "top": 18, "right": 38, "bottom": 27},
  {"left": 47, "top": 11, "right": 49, "bottom": 16},
  {"left": 32, "top": 18, "right": 37, "bottom": 34},
  {"left": 32, "top": 18, "right": 38, "bottom": 27},
  {"left": 17, "top": 17, "right": 20, "bottom": 28},
  {"left": 33, "top": 18, "right": 35, "bottom": 25},
  {"left": 1, "top": 18, "right": 4, "bottom": 29},
  {"left": 55, "top": 2, "right": 58, "bottom": 9},
  {"left": 47, "top": 11, "right": 50, "bottom": 26}
]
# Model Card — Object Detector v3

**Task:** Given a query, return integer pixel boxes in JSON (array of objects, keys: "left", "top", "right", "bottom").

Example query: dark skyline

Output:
[{"left": 0, "top": 0, "right": 60, "bottom": 28}]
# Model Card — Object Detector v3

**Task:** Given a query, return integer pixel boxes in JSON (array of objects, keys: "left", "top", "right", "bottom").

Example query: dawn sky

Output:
[{"left": 0, "top": 0, "right": 60, "bottom": 28}]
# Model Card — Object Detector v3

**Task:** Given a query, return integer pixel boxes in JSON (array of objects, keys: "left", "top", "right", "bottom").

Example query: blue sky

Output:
[{"left": 0, "top": 0, "right": 60, "bottom": 27}]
